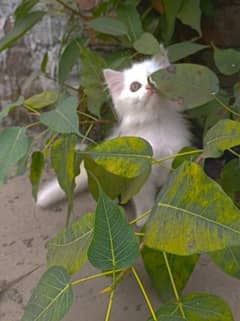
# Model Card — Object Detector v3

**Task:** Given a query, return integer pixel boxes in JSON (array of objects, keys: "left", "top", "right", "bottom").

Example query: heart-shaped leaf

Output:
[
  {"left": 21, "top": 266, "right": 73, "bottom": 321},
  {"left": 144, "top": 161, "right": 240, "bottom": 255},
  {"left": 24, "top": 91, "right": 58, "bottom": 109},
  {"left": 167, "top": 41, "right": 208, "bottom": 63},
  {"left": 149, "top": 63, "right": 219, "bottom": 110},
  {"left": 88, "top": 17, "right": 128, "bottom": 36},
  {"left": 142, "top": 247, "right": 198, "bottom": 302},
  {"left": 0, "top": 96, "right": 24, "bottom": 122},
  {"left": 47, "top": 212, "right": 94, "bottom": 275},
  {"left": 133, "top": 32, "right": 160, "bottom": 55},
  {"left": 81, "top": 136, "right": 153, "bottom": 202},
  {"left": 177, "top": 0, "right": 202, "bottom": 35},
  {"left": 203, "top": 119, "right": 240, "bottom": 158},
  {"left": 152, "top": 293, "right": 233, "bottom": 321},
  {"left": 88, "top": 188, "right": 139, "bottom": 270},
  {"left": 40, "top": 96, "right": 80, "bottom": 135},
  {"left": 0, "top": 11, "right": 45, "bottom": 52},
  {"left": 0, "top": 127, "right": 30, "bottom": 183},
  {"left": 214, "top": 46, "right": 240, "bottom": 75},
  {"left": 51, "top": 135, "right": 81, "bottom": 214}
]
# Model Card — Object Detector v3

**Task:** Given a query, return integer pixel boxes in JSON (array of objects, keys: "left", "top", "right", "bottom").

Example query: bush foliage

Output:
[{"left": 1, "top": 1, "right": 240, "bottom": 320}]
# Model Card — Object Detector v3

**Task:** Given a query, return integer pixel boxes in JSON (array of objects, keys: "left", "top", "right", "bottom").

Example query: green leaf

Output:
[
  {"left": 51, "top": 135, "right": 81, "bottom": 214},
  {"left": 79, "top": 45, "right": 107, "bottom": 116},
  {"left": 88, "top": 17, "right": 128, "bottom": 36},
  {"left": 58, "top": 38, "right": 81, "bottom": 84},
  {"left": 21, "top": 266, "right": 73, "bottom": 321},
  {"left": 149, "top": 63, "right": 219, "bottom": 110},
  {"left": 47, "top": 212, "right": 94, "bottom": 275},
  {"left": 30, "top": 151, "right": 44, "bottom": 201},
  {"left": 117, "top": 3, "right": 143, "bottom": 42},
  {"left": 203, "top": 119, "right": 240, "bottom": 158},
  {"left": 210, "top": 246, "right": 240, "bottom": 280},
  {"left": 40, "top": 96, "right": 80, "bottom": 135},
  {"left": 24, "top": 91, "right": 58, "bottom": 109},
  {"left": 40, "top": 52, "right": 48, "bottom": 73},
  {"left": 0, "top": 127, "right": 30, "bottom": 183},
  {"left": 172, "top": 146, "right": 200, "bottom": 169},
  {"left": 0, "top": 96, "right": 24, "bottom": 122},
  {"left": 15, "top": 0, "right": 38, "bottom": 20},
  {"left": 88, "top": 188, "right": 139, "bottom": 270},
  {"left": 221, "top": 158, "right": 240, "bottom": 197},
  {"left": 144, "top": 161, "right": 240, "bottom": 255},
  {"left": 0, "top": 11, "right": 45, "bottom": 52},
  {"left": 153, "top": 293, "right": 233, "bottom": 321},
  {"left": 142, "top": 247, "right": 198, "bottom": 302},
  {"left": 82, "top": 137, "right": 153, "bottom": 203},
  {"left": 16, "top": 137, "right": 32, "bottom": 176},
  {"left": 213, "top": 46, "right": 240, "bottom": 75},
  {"left": 167, "top": 41, "right": 208, "bottom": 63},
  {"left": 177, "top": 0, "right": 202, "bottom": 35},
  {"left": 133, "top": 32, "right": 160, "bottom": 55},
  {"left": 160, "top": 0, "right": 184, "bottom": 43}
]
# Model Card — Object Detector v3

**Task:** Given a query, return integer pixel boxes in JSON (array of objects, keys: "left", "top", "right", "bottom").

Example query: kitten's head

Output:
[{"left": 103, "top": 46, "right": 170, "bottom": 118}]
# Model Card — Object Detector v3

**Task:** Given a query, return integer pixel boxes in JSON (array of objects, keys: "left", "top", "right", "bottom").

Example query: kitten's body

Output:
[{"left": 37, "top": 49, "right": 191, "bottom": 222}]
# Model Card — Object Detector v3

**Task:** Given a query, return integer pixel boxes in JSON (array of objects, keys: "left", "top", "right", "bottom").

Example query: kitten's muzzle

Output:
[{"left": 145, "top": 84, "right": 155, "bottom": 95}]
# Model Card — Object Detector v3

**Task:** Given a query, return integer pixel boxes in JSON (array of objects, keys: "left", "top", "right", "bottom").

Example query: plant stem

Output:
[
  {"left": 24, "top": 121, "right": 40, "bottom": 129},
  {"left": 131, "top": 267, "right": 157, "bottom": 321},
  {"left": 23, "top": 103, "right": 41, "bottom": 116},
  {"left": 129, "top": 209, "right": 152, "bottom": 225},
  {"left": 135, "top": 232, "right": 145, "bottom": 237},
  {"left": 104, "top": 290, "right": 115, "bottom": 321},
  {"left": 163, "top": 252, "right": 186, "bottom": 319},
  {"left": 213, "top": 95, "right": 240, "bottom": 117},
  {"left": 228, "top": 148, "right": 240, "bottom": 158},
  {"left": 71, "top": 269, "right": 123, "bottom": 286},
  {"left": 152, "top": 149, "right": 203, "bottom": 165},
  {"left": 55, "top": 0, "right": 80, "bottom": 16}
]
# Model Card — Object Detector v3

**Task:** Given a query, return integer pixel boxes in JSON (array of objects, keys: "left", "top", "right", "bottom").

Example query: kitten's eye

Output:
[{"left": 130, "top": 81, "right": 141, "bottom": 92}]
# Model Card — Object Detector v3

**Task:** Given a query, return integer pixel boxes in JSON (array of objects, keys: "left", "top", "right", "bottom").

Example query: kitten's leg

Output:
[
  {"left": 132, "top": 179, "right": 156, "bottom": 227},
  {"left": 36, "top": 163, "right": 88, "bottom": 208}
]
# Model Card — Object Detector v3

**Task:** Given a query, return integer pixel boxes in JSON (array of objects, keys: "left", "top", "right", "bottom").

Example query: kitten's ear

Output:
[
  {"left": 103, "top": 69, "right": 124, "bottom": 96},
  {"left": 152, "top": 44, "right": 170, "bottom": 68}
]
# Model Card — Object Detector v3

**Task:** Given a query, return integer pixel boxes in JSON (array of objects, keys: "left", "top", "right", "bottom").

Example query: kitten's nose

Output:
[{"left": 145, "top": 84, "right": 154, "bottom": 94}]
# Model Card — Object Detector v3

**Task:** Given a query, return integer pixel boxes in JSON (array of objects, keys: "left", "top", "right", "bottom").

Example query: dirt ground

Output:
[{"left": 1, "top": 174, "right": 240, "bottom": 321}]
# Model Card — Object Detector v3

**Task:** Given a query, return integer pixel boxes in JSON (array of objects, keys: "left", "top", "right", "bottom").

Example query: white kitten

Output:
[{"left": 37, "top": 48, "right": 191, "bottom": 224}]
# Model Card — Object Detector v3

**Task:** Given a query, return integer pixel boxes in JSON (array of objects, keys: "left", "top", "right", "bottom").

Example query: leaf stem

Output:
[
  {"left": 228, "top": 148, "right": 240, "bottom": 158},
  {"left": 104, "top": 290, "right": 115, "bottom": 321},
  {"left": 131, "top": 266, "right": 157, "bottom": 321},
  {"left": 55, "top": 0, "right": 80, "bottom": 16},
  {"left": 162, "top": 252, "right": 186, "bottom": 319},
  {"left": 24, "top": 121, "right": 40, "bottom": 129},
  {"left": 71, "top": 269, "right": 123, "bottom": 286},
  {"left": 213, "top": 95, "right": 240, "bottom": 117},
  {"left": 129, "top": 209, "right": 152, "bottom": 225},
  {"left": 152, "top": 149, "right": 203, "bottom": 165},
  {"left": 23, "top": 103, "right": 41, "bottom": 116}
]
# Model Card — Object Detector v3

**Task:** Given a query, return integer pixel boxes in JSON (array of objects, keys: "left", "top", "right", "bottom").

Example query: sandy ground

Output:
[{"left": 1, "top": 174, "right": 240, "bottom": 321}]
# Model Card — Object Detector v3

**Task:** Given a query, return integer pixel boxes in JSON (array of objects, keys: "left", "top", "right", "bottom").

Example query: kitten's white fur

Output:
[{"left": 37, "top": 48, "right": 191, "bottom": 224}]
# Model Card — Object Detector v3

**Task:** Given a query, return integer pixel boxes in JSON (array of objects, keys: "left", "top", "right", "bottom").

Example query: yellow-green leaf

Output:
[
  {"left": 142, "top": 247, "right": 198, "bottom": 302},
  {"left": 214, "top": 46, "right": 240, "bottom": 75},
  {"left": 21, "top": 266, "right": 73, "bottom": 321},
  {"left": 24, "top": 91, "right": 58, "bottom": 109},
  {"left": 152, "top": 293, "right": 233, "bottom": 321},
  {"left": 47, "top": 213, "right": 94, "bottom": 275},
  {"left": 144, "top": 162, "right": 240, "bottom": 255},
  {"left": 81, "top": 136, "right": 153, "bottom": 202},
  {"left": 204, "top": 119, "right": 240, "bottom": 158}
]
